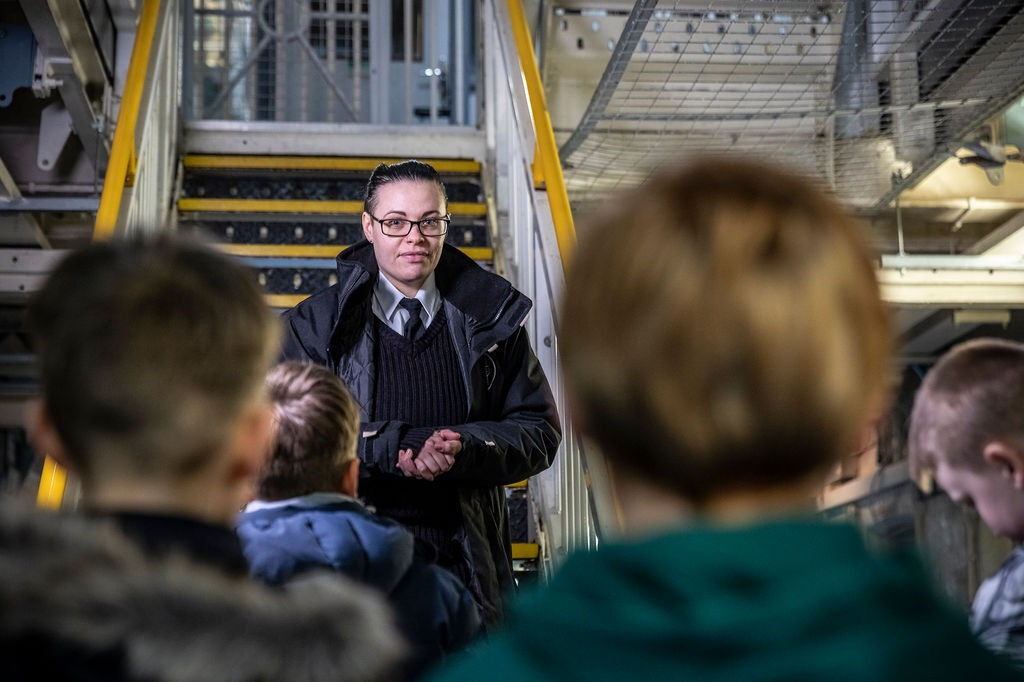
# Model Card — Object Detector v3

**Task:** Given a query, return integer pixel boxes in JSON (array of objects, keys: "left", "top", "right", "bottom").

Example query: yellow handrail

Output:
[
  {"left": 38, "top": 1, "right": 164, "bottom": 508},
  {"left": 93, "top": 0, "right": 162, "bottom": 240},
  {"left": 505, "top": 0, "right": 576, "bottom": 273},
  {"left": 36, "top": 456, "right": 68, "bottom": 510}
]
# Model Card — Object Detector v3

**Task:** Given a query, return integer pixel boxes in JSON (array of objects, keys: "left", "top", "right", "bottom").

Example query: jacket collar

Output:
[{"left": 334, "top": 241, "right": 533, "bottom": 343}]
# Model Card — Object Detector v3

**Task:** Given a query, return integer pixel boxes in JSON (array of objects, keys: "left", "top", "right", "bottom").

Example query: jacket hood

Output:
[
  {"left": 0, "top": 502, "right": 404, "bottom": 682},
  {"left": 238, "top": 500, "right": 415, "bottom": 594},
  {"left": 486, "top": 519, "right": 1003, "bottom": 680}
]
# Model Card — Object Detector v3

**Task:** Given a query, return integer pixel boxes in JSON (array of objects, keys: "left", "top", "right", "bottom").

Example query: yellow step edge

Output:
[
  {"left": 179, "top": 198, "right": 487, "bottom": 216},
  {"left": 506, "top": 479, "right": 528, "bottom": 488},
  {"left": 512, "top": 543, "right": 540, "bottom": 560},
  {"left": 220, "top": 244, "right": 493, "bottom": 261},
  {"left": 184, "top": 155, "right": 481, "bottom": 174},
  {"left": 265, "top": 294, "right": 310, "bottom": 308}
]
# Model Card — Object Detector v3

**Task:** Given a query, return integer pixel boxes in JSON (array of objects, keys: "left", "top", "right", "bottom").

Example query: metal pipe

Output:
[
  {"left": 896, "top": 196, "right": 905, "bottom": 256},
  {"left": 429, "top": 0, "right": 439, "bottom": 125},
  {"left": 405, "top": 0, "right": 413, "bottom": 124},
  {"left": 455, "top": 0, "right": 464, "bottom": 125}
]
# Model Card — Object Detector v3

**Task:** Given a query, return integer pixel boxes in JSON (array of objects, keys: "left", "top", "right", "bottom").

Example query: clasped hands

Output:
[{"left": 397, "top": 428, "right": 462, "bottom": 481}]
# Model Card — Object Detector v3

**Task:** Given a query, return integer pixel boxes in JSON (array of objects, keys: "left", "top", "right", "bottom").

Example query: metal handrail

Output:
[
  {"left": 485, "top": 0, "right": 606, "bottom": 573},
  {"left": 94, "top": 0, "right": 163, "bottom": 239},
  {"left": 504, "top": 0, "right": 576, "bottom": 273},
  {"left": 40, "top": 0, "right": 179, "bottom": 508}
]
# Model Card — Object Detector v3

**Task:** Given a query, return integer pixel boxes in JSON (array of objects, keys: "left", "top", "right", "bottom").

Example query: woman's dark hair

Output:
[{"left": 363, "top": 160, "right": 448, "bottom": 213}]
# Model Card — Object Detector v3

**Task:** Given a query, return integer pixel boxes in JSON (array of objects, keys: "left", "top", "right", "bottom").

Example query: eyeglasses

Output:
[{"left": 368, "top": 213, "right": 450, "bottom": 237}]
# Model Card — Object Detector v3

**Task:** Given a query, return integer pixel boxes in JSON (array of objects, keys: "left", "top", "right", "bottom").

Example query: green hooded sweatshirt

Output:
[{"left": 431, "top": 519, "right": 1022, "bottom": 681}]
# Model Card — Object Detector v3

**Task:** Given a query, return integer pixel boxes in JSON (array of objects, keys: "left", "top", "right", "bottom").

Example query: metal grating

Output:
[
  {"left": 190, "top": 0, "right": 370, "bottom": 122},
  {"left": 557, "top": 1, "right": 1024, "bottom": 210},
  {"left": 187, "top": 0, "right": 477, "bottom": 126}
]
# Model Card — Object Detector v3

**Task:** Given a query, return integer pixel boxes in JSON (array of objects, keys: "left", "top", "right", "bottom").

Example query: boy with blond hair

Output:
[{"left": 238, "top": 361, "right": 480, "bottom": 675}]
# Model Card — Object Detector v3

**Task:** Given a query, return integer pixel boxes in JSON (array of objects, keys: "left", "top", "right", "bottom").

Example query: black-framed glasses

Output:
[{"left": 369, "top": 213, "right": 450, "bottom": 237}]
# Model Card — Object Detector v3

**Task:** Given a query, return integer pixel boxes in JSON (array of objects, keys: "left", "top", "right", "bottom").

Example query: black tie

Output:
[{"left": 398, "top": 298, "right": 425, "bottom": 341}]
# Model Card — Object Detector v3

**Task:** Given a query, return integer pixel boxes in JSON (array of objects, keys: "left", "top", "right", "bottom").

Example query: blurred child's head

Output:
[
  {"left": 909, "top": 338, "right": 1024, "bottom": 540},
  {"left": 28, "top": 236, "right": 280, "bottom": 517},
  {"left": 258, "top": 362, "right": 361, "bottom": 501},
  {"left": 560, "top": 157, "right": 890, "bottom": 509}
]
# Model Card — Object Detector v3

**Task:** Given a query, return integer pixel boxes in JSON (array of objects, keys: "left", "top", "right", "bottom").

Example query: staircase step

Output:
[
  {"left": 216, "top": 245, "right": 493, "bottom": 266},
  {"left": 511, "top": 543, "right": 539, "bottom": 560},
  {"left": 265, "top": 294, "right": 312, "bottom": 309},
  {"left": 179, "top": 198, "right": 488, "bottom": 216},
  {"left": 184, "top": 155, "right": 481, "bottom": 174},
  {"left": 179, "top": 218, "right": 488, "bottom": 249}
]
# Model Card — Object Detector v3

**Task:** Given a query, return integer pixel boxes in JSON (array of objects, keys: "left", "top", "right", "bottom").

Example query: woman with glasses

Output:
[{"left": 279, "top": 160, "right": 561, "bottom": 626}]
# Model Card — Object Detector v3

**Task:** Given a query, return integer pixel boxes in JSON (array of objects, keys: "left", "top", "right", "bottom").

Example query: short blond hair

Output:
[
  {"left": 560, "top": 157, "right": 890, "bottom": 503},
  {"left": 258, "top": 362, "right": 360, "bottom": 501}
]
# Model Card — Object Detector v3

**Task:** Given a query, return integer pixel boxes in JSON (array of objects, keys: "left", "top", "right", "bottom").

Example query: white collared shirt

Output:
[{"left": 371, "top": 271, "right": 442, "bottom": 335}]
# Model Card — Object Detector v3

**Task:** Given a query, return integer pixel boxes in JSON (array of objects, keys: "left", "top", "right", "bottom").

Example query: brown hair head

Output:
[
  {"left": 909, "top": 338, "right": 1024, "bottom": 479},
  {"left": 560, "top": 157, "right": 891, "bottom": 504},
  {"left": 28, "top": 235, "right": 280, "bottom": 484},
  {"left": 363, "top": 160, "right": 448, "bottom": 215},
  {"left": 258, "top": 361, "right": 360, "bottom": 501}
]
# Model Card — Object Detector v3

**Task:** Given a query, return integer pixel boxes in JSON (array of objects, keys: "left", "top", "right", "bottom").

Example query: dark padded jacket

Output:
[
  {"left": 280, "top": 241, "right": 562, "bottom": 623},
  {"left": 237, "top": 497, "right": 481, "bottom": 677},
  {"left": 0, "top": 503, "right": 404, "bottom": 682}
]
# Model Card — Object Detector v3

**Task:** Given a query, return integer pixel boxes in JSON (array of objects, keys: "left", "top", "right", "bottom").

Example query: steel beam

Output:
[
  {"left": 0, "top": 197, "right": 100, "bottom": 212},
  {"left": 0, "top": 248, "right": 68, "bottom": 297},
  {"left": 878, "top": 266, "right": 1024, "bottom": 307},
  {"left": 19, "top": 0, "right": 109, "bottom": 172}
]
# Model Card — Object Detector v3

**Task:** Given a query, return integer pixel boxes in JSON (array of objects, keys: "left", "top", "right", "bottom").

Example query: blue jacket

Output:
[{"left": 237, "top": 496, "right": 481, "bottom": 676}]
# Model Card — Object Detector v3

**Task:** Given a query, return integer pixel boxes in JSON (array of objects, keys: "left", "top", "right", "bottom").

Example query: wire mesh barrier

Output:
[
  {"left": 556, "top": 1, "right": 1024, "bottom": 211},
  {"left": 186, "top": 0, "right": 477, "bottom": 125}
]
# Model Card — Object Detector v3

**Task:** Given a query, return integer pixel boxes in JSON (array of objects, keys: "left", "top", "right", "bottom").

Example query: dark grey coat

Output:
[{"left": 280, "top": 241, "right": 562, "bottom": 623}]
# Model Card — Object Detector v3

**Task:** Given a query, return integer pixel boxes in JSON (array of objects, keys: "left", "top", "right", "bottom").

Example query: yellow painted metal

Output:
[
  {"left": 265, "top": 294, "right": 311, "bottom": 308},
  {"left": 36, "top": 456, "right": 68, "bottom": 510},
  {"left": 93, "top": 0, "right": 162, "bottom": 240},
  {"left": 512, "top": 542, "right": 540, "bottom": 560},
  {"left": 219, "top": 243, "right": 493, "bottom": 261},
  {"left": 506, "top": 479, "right": 528, "bottom": 488},
  {"left": 178, "top": 198, "right": 488, "bottom": 216},
  {"left": 184, "top": 155, "right": 481, "bottom": 174},
  {"left": 506, "top": 0, "right": 576, "bottom": 272}
]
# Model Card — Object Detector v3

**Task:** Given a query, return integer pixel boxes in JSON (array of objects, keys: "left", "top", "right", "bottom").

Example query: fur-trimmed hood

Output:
[{"left": 0, "top": 502, "right": 405, "bottom": 682}]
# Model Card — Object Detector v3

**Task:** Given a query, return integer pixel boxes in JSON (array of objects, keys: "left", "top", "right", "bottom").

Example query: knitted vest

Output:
[{"left": 364, "top": 306, "right": 473, "bottom": 587}]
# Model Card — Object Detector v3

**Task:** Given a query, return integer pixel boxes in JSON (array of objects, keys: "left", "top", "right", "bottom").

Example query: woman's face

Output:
[{"left": 361, "top": 180, "right": 447, "bottom": 297}]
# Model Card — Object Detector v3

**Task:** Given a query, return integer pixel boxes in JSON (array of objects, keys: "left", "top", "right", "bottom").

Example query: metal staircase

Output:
[
  {"left": 21, "top": 0, "right": 593, "bottom": 584},
  {"left": 173, "top": 150, "right": 542, "bottom": 578}
]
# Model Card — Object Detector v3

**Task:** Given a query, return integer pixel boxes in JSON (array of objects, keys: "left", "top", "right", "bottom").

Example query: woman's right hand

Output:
[{"left": 397, "top": 430, "right": 462, "bottom": 480}]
